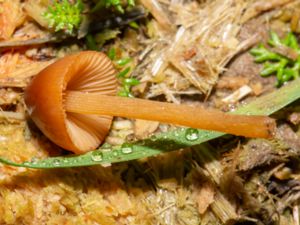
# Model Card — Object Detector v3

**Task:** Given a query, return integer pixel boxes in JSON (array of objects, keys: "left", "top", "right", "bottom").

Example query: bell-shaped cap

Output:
[{"left": 25, "top": 51, "right": 117, "bottom": 154}]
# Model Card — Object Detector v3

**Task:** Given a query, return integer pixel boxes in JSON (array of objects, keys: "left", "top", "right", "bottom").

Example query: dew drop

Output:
[
  {"left": 102, "top": 143, "right": 111, "bottom": 148},
  {"left": 174, "top": 130, "right": 179, "bottom": 137},
  {"left": 150, "top": 135, "right": 157, "bottom": 141},
  {"left": 91, "top": 151, "right": 103, "bottom": 162},
  {"left": 101, "top": 148, "right": 111, "bottom": 153},
  {"left": 63, "top": 159, "right": 69, "bottom": 163},
  {"left": 185, "top": 128, "right": 199, "bottom": 141},
  {"left": 112, "top": 151, "right": 119, "bottom": 156},
  {"left": 121, "top": 144, "right": 133, "bottom": 154},
  {"left": 53, "top": 159, "right": 61, "bottom": 166},
  {"left": 23, "top": 161, "right": 30, "bottom": 166},
  {"left": 77, "top": 157, "right": 83, "bottom": 162}
]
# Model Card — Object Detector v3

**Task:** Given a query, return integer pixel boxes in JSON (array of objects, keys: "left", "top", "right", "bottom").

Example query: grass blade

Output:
[{"left": 0, "top": 78, "right": 300, "bottom": 169}]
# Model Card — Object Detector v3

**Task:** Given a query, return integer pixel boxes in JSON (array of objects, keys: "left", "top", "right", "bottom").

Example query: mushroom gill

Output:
[{"left": 25, "top": 51, "right": 117, "bottom": 154}]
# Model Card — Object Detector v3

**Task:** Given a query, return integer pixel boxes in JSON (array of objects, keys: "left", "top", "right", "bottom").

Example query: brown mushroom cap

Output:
[{"left": 25, "top": 51, "right": 117, "bottom": 154}]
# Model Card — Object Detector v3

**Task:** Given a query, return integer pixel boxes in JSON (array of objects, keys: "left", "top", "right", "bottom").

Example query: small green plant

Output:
[
  {"left": 250, "top": 31, "right": 300, "bottom": 86},
  {"left": 92, "top": 0, "right": 135, "bottom": 14},
  {"left": 108, "top": 48, "right": 140, "bottom": 97},
  {"left": 43, "top": 0, "right": 84, "bottom": 35},
  {"left": 85, "top": 29, "right": 120, "bottom": 50}
]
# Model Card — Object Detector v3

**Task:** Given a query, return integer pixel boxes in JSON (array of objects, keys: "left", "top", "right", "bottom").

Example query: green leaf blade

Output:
[{"left": 1, "top": 78, "right": 300, "bottom": 169}]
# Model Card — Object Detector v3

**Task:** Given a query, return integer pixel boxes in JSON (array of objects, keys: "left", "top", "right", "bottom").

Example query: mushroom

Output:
[
  {"left": 25, "top": 51, "right": 275, "bottom": 154},
  {"left": 25, "top": 51, "right": 117, "bottom": 154}
]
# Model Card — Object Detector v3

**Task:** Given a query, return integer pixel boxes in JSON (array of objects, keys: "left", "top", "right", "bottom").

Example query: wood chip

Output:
[
  {"left": 250, "top": 82, "right": 263, "bottom": 96},
  {"left": 222, "top": 85, "right": 253, "bottom": 104},
  {"left": 196, "top": 182, "right": 215, "bottom": 214}
]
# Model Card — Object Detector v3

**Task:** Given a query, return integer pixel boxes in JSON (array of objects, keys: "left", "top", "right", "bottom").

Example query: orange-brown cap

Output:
[{"left": 25, "top": 51, "right": 117, "bottom": 154}]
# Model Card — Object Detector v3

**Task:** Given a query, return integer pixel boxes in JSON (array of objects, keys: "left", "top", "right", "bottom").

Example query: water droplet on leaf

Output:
[
  {"left": 101, "top": 148, "right": 111, "bottom": 153},
  {"left": 91, "top": 151, "right": 103, "bottom": 162},
  {"left": 150, "top": 135, "right": 157, "bottom": 141},
  {"left": 185, "top": 128, "right": 199, "bottom": 141},
  {"left": 53, "top": 159, "right": 61, "bottom": 166},
  {"left": 174, "top": 131, "right": 179, "bottom": 137},
  {"left": 102, "top": 143, "right": 111, "bottom": 147},
  {"left": 23, "top": 161, "right": 30, "bottom": 166},
  {"left": 121, "top": 144, "right": 133, "bottom": 154}
]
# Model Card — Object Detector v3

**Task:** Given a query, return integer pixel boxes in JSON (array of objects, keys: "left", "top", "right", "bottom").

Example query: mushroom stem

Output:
[{"left": 65, "top": 91, "right": 275, "bottom": 139}]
